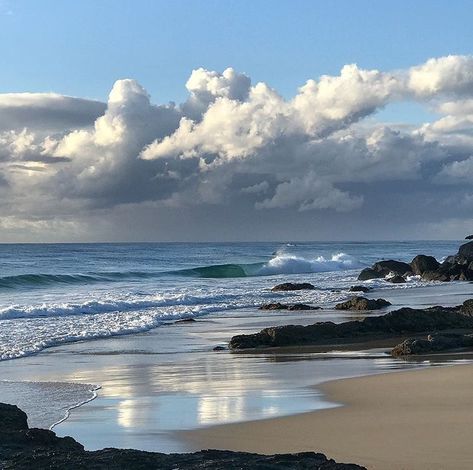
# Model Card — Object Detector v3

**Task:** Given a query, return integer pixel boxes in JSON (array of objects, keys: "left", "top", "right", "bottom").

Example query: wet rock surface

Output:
[
  {"left": 271, "top": 282, "right": 315, "bottom": 291},
  {"left": 349, "top": 285, "right": 371, "bottom": 293},
  {"left": 260, "top": 303, "right": 321, "bottom": 311},
  {"left": 229, "top": 302, "right": 473, "bottom": 350},
  {"left": 410, "top": 255, "right": 439, "bottom": 275},
  {"left": 358, "top": 240, "right": 473, "bottom": 283},
  {"left": 335, "top": 297, "right": 391, "bottom": 311},
  {"left": 391, "top": 333, "right": 473, "bottom": 356},
  {"left": 385, "top": 275, "right": 406, "bottom": 284},
  {"left": 0, "top": 403, "right": 365, "bottom": 469}
]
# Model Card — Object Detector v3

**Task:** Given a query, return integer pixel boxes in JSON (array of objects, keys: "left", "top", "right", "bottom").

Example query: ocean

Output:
[
  {"left": 0, "top": 240, "right": 470, "bottom": 449},
  {"left": 0, "top": 241, "right": 458, "bottom": 361}
]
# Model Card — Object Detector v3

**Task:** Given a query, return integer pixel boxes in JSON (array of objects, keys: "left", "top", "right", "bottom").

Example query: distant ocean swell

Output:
[{"left": 0, "top": 253, "right": 363, "bottom": 290}]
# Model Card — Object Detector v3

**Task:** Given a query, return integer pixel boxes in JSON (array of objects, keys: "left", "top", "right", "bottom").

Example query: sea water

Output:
[
  {"left": 0, "top": 240, "right": 466, "bottom": 438},
  {"left": 0, "top": 241, "right": 459, "bottom": 361}
]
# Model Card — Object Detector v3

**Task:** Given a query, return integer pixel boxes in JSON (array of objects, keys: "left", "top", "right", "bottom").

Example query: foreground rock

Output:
[
  {"left": 260, "top": 303, "right": 321, "bottom": 311},
  {"left": 271, "top": 282, "right": 315, "bottom": 291},
  {"left": 391, "top": 333, "right": 473, "bottom": 356},
  {"left": 0, "top": 403, "right": 364, "bottom": 470},
  {"left": 335, "top": 297, "right": 391, "bottom": 311},
  {"left": 229, "top": 301, "right": 473, "bottom": 350}
]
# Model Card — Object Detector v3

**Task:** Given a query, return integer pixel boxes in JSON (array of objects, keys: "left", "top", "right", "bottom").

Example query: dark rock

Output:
[
  {"left": 372, "top": 260, "right": 412, "bottom": 277},
  {"left": 386, "top": 275, "right": 406, "bottom": 284},
  {"left": 391, "top": 333, "right": 473, "bottom": 357},
  {"left": 357, "top": 268, "right": 381, "bottom": 280},
  {"left": 175, "top": 318, "right": 197, "bottom": 323},
  {"left": 287, "top": 303, "right": 321, "bottom": 311},
  {"left": 349, "top": 285, "right": 371, "bottom": 293},
  {"left": 259, "top": 302, "right": 288, "bottom": 310},
  {"left": 271, "top": 282, "right": 315, "bottom": 291},
  {"left": 0, "top": 403, "right": 28, "bottom": 431},
  {"left": 410, "top": 255, "right": 439, "bottom": 275},
  {"left": 0, "top": 403, "right": 365, "bottom": 470},
  {"left": 466, "top": 235, "right": 473, "bottom": 240},
  {"left": 229, "top": 304, "right": 473, "bottom": 350},
  {"left": 213, "top": 346, "right": 226, "bottom": 351},
  {"left": 335, "top": 297, "right": 391, "bottom": 311},
  {"left": 458, "top": 241, "right": 473, "bottom": 261},
  {"left": 422, "top": 270, "right": 451, "bottom": 282},
  {"left": 259, "top": 303, "right": 321, "bottom": 311},
  {"left": 461, "top": 299, "right": 473, "bottom": 316},
  {"left": 365, "top": 243, "right": 473, "bottom": 285}
]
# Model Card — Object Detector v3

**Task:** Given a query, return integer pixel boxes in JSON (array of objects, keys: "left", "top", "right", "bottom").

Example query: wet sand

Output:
[{"left": 181, "top": 363, "right": 473, "bottom": 470}]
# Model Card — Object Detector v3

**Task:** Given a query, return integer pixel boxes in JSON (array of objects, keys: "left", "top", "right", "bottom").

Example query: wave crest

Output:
[{"left": 257, "top": 252, "right": 361, "bottom": 276}]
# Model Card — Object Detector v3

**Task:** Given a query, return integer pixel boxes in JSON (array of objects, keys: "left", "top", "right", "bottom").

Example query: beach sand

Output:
[{"left": 181, "top": 363, "right": 473, "bottom": 469}]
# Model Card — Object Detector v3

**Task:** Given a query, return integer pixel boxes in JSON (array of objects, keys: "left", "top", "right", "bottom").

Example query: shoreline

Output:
[
  {"left": 49, "top": 384, "right": 101, "bottom": 431},
  {"left": 179, "top": 362, "right": 473, "bottom": 470}
]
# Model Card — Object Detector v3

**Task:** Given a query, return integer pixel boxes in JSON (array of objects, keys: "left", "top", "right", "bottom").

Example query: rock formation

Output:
[
  {"left": 335, "top": 297, "right": 391, "bottom": 310},
  {"left": 357, "top": 241, "right": 473, "bottom": 283},
  {"left": 259, "top": 303, "right": 321, "bottom": 311},
  {"left": 0, "top": 403, "right": 365, "bottom": 469},
  {"left": 391, "top": 333, "right": 473, "bottom": 356},
  {"left": 271, "top": 282, "right": 315, "bottom": 291},
  {"left": 229, "top": 302, "right": 473, "bottom": 350}
]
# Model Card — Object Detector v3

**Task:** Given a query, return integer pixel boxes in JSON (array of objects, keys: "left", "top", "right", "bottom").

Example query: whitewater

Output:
[{"left": 0, "top": 241, "right": 459, "bottom": 361}]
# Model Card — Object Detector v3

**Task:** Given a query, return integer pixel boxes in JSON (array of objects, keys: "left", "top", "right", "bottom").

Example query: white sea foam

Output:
[
  {"left": 0, "top": 292, "right": 243, "bottom": 321},
  {"left": 258, "top": 252, "right": 362, "bottom": 276}
]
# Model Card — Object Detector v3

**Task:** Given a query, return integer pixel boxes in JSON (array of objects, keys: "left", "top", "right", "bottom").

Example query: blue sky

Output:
[{"left": 1, "top": 0, "right": 473, "bottom": 107}]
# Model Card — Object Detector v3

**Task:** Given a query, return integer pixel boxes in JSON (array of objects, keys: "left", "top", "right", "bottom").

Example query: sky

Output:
[{"left": 0, "top": 0, "right": 473, "bottom": 241}]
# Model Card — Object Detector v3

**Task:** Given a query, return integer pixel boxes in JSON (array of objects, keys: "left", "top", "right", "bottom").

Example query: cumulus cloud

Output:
[
  {"left": 2, "top": 54, "right": 473, "bottom": 240},
  {"left": 408, "top": 55, "right": 473, "bottom": 97}
]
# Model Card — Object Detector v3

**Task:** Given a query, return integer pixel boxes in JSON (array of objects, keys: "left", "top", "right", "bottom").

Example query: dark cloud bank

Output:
[{"left": 1, "top": 56, "right": 473, "bottom": 242}]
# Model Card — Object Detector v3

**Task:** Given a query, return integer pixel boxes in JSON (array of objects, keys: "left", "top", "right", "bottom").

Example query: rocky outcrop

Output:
[
  {"left": 465, "top": 235, "right": 473, "bottom": 240},
  {"left": 357, "top": 241, "right": 473, "bottom": 283},
  {"left": 419, "top": 242, "right": 473, "bottom": 281},
  {"left": 357, "top": 260, "right": 412, "bottom": 281},
  {"left": 357, "top": 268, "right": 380, "bottom": 281},
  {"left": 271, "top": 282, "right": 315, "bottom": 291},
  {"left": 373, "top": 260, "right": 412, "bottom": 276},
  {"left": 410, "top": 255, "right": 439, "bottom": 275},
  {"left": 260, "top": 303, "right": 321, "bottom": 311},
  {"left": 335, "top": 297, "right": 391, "bottom": 311},
  {"left": 349, "top": 285, "right": 371, "bottom": 293},
  {"left": 458, "top": 241, "right": 473, "bottom": 259},
  {"left": 391, "top": 333, "right": 473, "bottom": 357},
  {"left": 0, "top": 404, "right": 365, "bottom": 470},
  {"left": 229, "top": 303, "right": 473, "bottom": 350}
]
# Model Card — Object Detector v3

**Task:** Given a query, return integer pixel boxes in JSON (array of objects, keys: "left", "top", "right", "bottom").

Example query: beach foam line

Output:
[{"left": 49, "top": 384, "right": 101, "bottom": 431}]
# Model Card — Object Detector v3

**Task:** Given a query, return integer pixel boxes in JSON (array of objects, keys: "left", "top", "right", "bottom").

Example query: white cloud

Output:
[
  {"left": 1, "top": 55, "right": 473, "bottom": 240},
  {"left": 408, "top": 55, "right": 473, "bottom": 96}
]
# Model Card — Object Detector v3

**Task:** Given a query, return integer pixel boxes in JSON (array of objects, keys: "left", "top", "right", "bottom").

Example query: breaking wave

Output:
[{"left": 0, "top": 253, "right": 362, "bottom": 290}]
